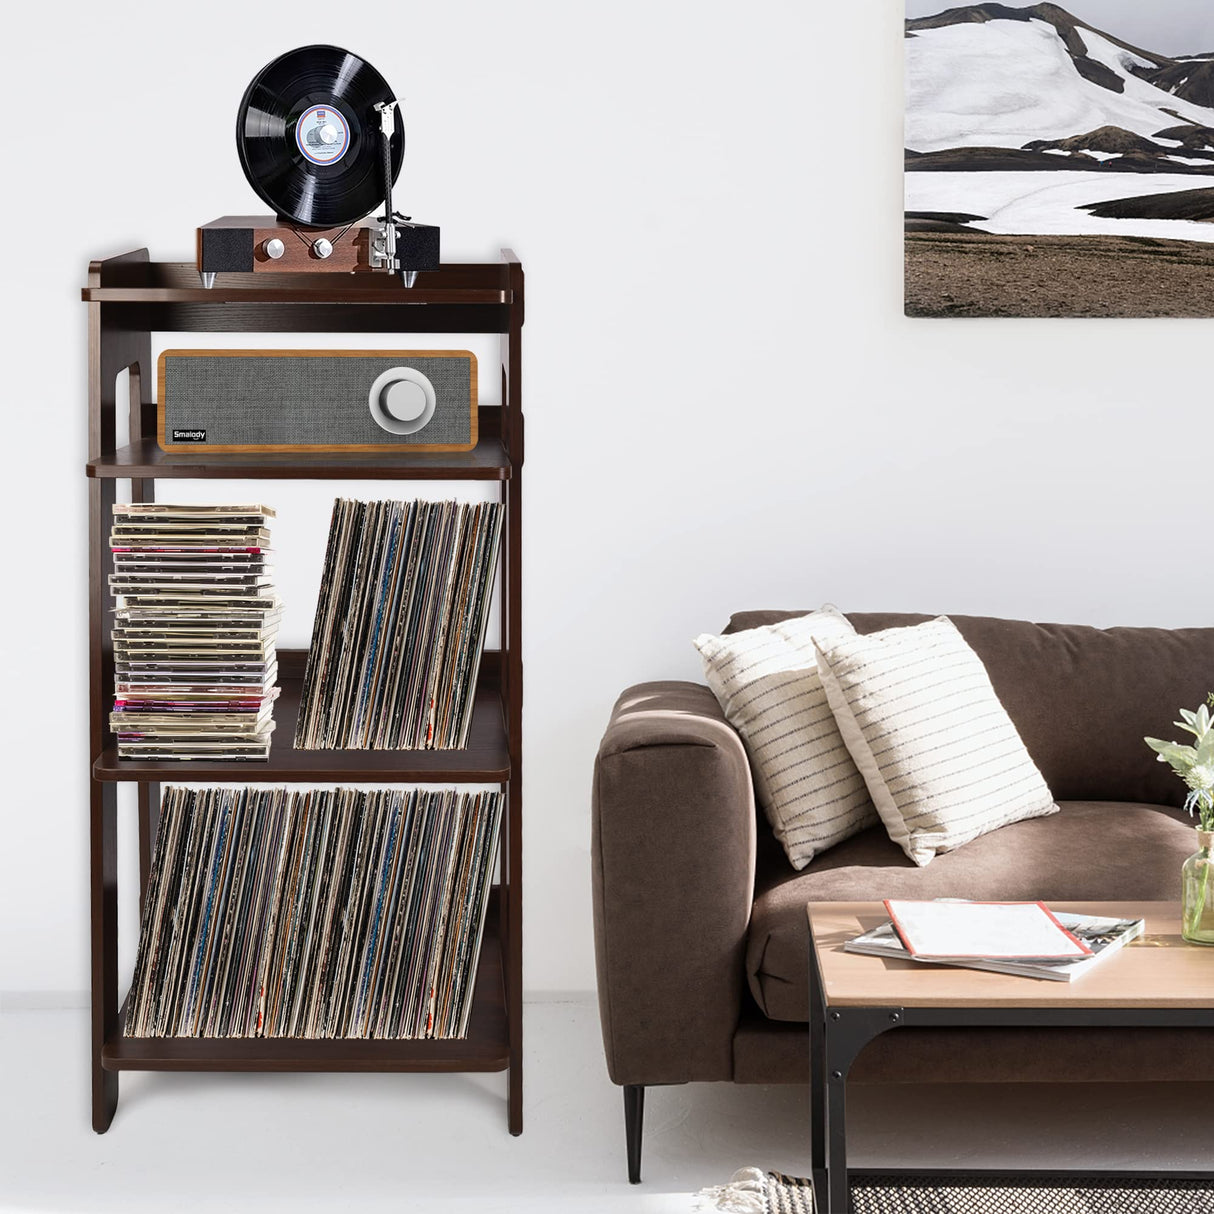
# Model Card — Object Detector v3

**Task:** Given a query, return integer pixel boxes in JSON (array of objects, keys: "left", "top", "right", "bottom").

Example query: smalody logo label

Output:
[{"left": 172, "top": 429, "right": 207, "bottom": 443}]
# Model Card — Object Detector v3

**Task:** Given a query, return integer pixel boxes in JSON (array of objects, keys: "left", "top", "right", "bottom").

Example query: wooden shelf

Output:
[
  {"left": 93, "top": 650, "right": 510, "bottom": 783},
  {"left": 103, "top": 901, "right": 509, "bottom": 1073},
  {"left": 85, "top": 247, "right": 524, "bottom": 1135},
  {"left": 82, "top": 285, "right": 510, "bottom": 305},
  {"left": 82, "top": 260, "right": 517, "bottom": 336},
  {"left": 87, "top": 436, "right": 511, "bottom": 481},
  {"left": 82, "top": 261, "right": 513, "bottom": 306}
]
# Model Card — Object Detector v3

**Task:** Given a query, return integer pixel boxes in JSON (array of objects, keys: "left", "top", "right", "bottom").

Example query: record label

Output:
[{"left": 295, "top": 104, "right": 350, "bottom": 165}]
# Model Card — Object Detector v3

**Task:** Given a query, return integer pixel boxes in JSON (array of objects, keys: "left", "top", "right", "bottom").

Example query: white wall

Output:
[{"left": 1, "top": 0, "right": 1206, "bottom": 1000}]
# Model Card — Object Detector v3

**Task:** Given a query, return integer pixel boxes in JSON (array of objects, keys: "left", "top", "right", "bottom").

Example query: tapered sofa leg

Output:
[{"left": 624, "top": 1084, "right": 645, "bottom": 1183}]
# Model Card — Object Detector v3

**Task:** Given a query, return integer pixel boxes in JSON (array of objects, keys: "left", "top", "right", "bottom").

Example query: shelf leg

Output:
[
  {"left": 509, "top": 1051, "right": 523, "bottom": 1136},
  {"left": 506, "top": 773, "right": 523, "bottom": 1136},
  {"left": 90, "top": 780, "right": 118, "bottom": 1132}
]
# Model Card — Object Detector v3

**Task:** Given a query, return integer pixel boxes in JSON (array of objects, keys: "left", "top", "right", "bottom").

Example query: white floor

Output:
[{"left": 1, "top": 998, "right": 1208, "bottom": 1213}]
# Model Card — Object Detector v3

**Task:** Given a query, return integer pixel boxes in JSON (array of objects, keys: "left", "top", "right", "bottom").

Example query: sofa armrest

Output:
[{"left": 592, "top": 681, "right": 757, "bottom": 1085}]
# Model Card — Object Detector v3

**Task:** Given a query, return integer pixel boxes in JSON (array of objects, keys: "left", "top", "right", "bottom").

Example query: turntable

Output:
[{"left": 196, "top": 45, "right": 439, "bottom": 288}]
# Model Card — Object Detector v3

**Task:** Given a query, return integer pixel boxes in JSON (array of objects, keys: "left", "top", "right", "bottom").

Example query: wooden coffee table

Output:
[{"left": 808, "top": 901, "right": 1214, "bottom": 1214}]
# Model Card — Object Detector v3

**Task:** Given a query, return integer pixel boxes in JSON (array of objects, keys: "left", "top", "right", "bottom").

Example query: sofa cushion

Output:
[
  {"left": 814, "top": 617, "right": 1057, "bottom": 866},
  {"left": 693, "top": 607, "right": 878, "bottom": 869},
  {"left": 746, "top": 799, "right": 1194, "bottom": 1022},
  {"left": 726, "top": 611, "right": 1214, "bottom": 808}
]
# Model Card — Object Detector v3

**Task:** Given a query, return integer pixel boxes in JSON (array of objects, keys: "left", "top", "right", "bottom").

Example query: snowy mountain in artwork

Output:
[
  {"left": 905, "top": 4, "right": 1214, "bottom": 240},
  {"left": 907, "top": 4, "right": 1213, "bottom": 163}
]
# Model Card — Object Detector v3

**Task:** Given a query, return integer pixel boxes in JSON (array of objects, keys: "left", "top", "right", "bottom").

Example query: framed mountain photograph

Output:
[{"left": 904, "top": 3, "right": 1214, "bottom": 317}]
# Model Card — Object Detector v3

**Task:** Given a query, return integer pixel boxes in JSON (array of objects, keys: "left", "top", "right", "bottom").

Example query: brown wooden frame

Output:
[{"left": 84, "top": 250, "right": 524, "bottom": 1135}]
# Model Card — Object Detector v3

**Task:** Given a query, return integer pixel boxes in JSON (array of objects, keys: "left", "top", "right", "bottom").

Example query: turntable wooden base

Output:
[{"left": 197, "top": 216, "right": 372, "bottom": 276}]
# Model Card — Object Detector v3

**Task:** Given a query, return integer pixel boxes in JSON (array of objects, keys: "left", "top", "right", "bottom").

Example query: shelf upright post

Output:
[
  {"left": 499, "top": 249, "right": 524, "bottom": 1135},
  {"left": 87, "top": 249, "right": 152, "bottom": 1132}
]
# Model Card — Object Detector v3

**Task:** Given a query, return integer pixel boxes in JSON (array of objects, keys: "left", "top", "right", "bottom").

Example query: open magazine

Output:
[{"left": 844, "top": 907, "right": 1145, "bottom": 982}]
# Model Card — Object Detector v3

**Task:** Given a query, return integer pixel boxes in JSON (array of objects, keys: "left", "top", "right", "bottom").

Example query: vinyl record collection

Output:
[
  {"left": 126, "top": 786, "right": 504, "bottom": 1040},
  {"left": 109, "top": 504, "right": 281, "bottom": 760},
  {"left": 295, "top": 499, "right": 503, "bottom": 751}
]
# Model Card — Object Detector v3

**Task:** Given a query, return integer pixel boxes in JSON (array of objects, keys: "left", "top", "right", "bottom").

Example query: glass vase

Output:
[{"left": 1182, "top": 828, "right": 1214, "bottom": 945}]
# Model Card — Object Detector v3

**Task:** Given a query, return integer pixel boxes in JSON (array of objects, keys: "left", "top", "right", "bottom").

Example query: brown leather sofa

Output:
[{"left": 591, "top": 612, "right": 1214, "bottom": 1181}]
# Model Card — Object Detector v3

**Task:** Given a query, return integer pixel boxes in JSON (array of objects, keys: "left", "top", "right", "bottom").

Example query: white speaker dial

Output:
[
  {"left": 384, "top": 379, "right": 428, "bottom": 422},
  {"left": 369, "top": 367, "right": 437, "bottom": 435}
]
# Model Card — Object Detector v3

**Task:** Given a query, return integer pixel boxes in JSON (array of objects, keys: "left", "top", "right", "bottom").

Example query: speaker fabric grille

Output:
[{"left": 160, "top": 353, "right": 474, "bottom": 449}]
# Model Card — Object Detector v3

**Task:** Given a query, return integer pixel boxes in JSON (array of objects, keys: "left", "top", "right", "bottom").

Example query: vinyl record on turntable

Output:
[{"left": 236, "top": 45, "right": 404, "bottom": 228}]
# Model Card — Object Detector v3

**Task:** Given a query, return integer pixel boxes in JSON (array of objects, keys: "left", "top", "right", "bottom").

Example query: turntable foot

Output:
[{"left": 199, "top": 272, "right": 216, "bottom": 289}]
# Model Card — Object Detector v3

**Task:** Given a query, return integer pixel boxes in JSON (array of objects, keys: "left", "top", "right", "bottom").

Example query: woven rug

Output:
[{"left": 694, "top": 1168, "right": 1214, "bottom": 1214}]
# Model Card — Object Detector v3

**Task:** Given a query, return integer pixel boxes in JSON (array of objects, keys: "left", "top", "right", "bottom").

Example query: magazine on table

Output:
[{"left": 844, "top": 902, "right": 1145, "bottom": 982}]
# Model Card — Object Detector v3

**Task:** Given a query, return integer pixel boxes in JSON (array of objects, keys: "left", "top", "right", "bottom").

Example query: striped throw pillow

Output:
[
  {"left": 694, "top": 607, "right": 879, "bottom": 869},
  {"left": 814, "top": 617, "right": 1057, "bottom": 867}
]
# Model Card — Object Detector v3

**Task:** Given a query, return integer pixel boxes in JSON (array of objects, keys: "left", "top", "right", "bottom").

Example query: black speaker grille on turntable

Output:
[{"left": 197, "top": 225, "right": 254, "bottom": 274}]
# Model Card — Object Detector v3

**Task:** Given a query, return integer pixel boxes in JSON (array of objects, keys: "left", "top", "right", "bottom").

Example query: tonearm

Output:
[{"left": 369, "top": 100, "right": 437, "bottom": 288}]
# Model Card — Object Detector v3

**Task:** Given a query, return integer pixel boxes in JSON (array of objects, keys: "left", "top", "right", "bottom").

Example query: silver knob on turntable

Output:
[
  {"left": 312, "top": 238, "right": 334, "bottom": 259},
  {"left": 263, "top": 238, "right": 285, "bottom": 260}
]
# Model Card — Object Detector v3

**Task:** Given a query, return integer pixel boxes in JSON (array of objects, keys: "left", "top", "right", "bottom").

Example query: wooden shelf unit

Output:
[{"left": 84, "top": 250, "right": 524, "bottom": 1135}]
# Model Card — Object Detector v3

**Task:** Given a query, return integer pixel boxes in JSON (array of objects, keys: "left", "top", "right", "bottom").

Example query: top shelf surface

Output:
[{"left": 83, "top": 259, "right": 516, "bottom": 306}]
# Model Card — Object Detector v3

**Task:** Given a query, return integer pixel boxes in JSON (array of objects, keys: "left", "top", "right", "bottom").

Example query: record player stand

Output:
[{"left": 83, "top": 250, "right": 525, "bottom": 1135}]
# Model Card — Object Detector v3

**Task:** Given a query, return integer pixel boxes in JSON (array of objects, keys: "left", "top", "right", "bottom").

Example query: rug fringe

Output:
[{"left": 692, "top": 1167, "right": 771, "bottom": 1213}]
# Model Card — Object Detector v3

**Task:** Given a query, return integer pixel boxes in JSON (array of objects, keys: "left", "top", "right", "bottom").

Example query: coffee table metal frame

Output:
[{"left": 808, "top": 917, "right": 1214, "bottom": 1214}]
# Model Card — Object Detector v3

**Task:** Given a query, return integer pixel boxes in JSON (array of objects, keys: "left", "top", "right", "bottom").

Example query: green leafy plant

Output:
[
  {"left": 1145, "top": 694, "right": 1214, "bottom": 832},
  {"left": 1146, "top": 695, "right": 1214, "bottom": 941}
]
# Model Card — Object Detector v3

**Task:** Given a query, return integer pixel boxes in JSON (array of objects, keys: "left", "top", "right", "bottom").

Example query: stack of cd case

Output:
[{"left": 108, "top": 503, "right": 281, "bottom": 761}]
